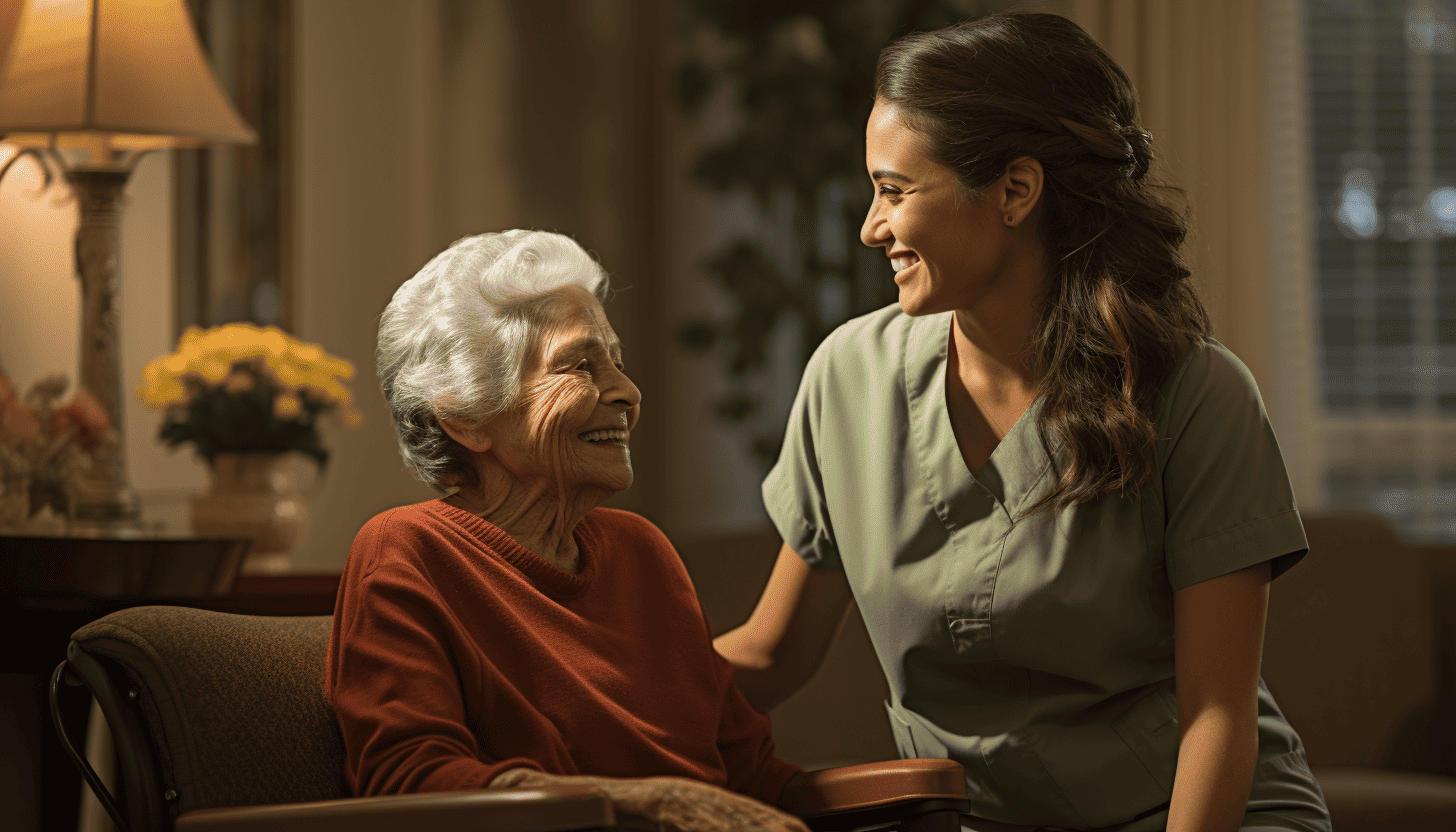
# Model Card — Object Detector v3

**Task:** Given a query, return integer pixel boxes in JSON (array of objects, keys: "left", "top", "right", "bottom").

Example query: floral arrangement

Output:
[
  {"left": 0, "top": 369, "right": 113, "bottom": 531},
  {"left": 137, "top": 323, "right": 361, "bottom": 467}
]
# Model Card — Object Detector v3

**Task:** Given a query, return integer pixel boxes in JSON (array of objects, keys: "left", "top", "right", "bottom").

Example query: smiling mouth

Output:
[
  {"left": 578, "top": 429, "right": 628, "bottom": 445},
  {"left": 890, "top": 254, "right": 919, "bottom": 273}
]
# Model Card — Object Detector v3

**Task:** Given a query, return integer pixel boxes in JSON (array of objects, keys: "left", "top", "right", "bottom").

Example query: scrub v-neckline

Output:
[
  {"left": 940, "top": 318, "right": 1038, "bottom": 482},
  {"left": 903, "top": 312, "right": 1052, "bottom": 522}
]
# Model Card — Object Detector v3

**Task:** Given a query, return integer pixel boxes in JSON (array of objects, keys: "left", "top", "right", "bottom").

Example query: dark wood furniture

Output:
[{"left": 1, "top": 539, "right": 340, "bottom": 832}]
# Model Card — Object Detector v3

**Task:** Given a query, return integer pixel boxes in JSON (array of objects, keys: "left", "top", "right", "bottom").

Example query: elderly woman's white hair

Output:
[{"left": 377, "top": 230, "right": 610, "bottom": 490}]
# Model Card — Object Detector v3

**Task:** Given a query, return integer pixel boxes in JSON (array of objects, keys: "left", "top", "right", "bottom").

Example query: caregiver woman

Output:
[{"left": 715, "top": 13, "right": 1329, "bottom": 832}]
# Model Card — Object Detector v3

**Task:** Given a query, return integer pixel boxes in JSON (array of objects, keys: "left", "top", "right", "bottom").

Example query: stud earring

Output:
[{"left": 1006, "top": 215, "right": 1014, "bottom": 223}]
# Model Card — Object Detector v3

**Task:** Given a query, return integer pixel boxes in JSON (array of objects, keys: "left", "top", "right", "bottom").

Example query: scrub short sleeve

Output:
[
  {"left": 762, "top": 338, "right": 843, "bottom": 571},
  {"left": 1160, "top": 342, "right": 1308, "bottom": 591}
]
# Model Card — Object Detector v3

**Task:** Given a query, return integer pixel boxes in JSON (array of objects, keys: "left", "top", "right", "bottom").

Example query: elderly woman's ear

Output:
[{"left": 438, "top": 416, "right": 492, "bottom": 453}]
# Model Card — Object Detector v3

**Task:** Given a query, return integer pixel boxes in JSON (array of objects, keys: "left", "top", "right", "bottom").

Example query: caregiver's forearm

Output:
[
  {"left": 714, "top": 626, "right": 813, "bottom": 711},
  {"left": 713, "top": 544, "right": 855, "bottom": 712},
  {"left": 1166, "top": 707, "right": 1257, "bottom": 832},
  {"left": 1168, "top": 561, "right": 1270, "bottom": 832}
]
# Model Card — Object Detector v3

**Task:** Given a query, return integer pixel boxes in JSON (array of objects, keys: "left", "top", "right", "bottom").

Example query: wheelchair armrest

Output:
[
  {"left": 174, "top": 785, "right": 615, "bottom": 832},
  {"left": 779, "top": 758, "right": 970, "bottom": 831},
  {"left": 780, "top": 758, "right": 967, "bottom": 814}
]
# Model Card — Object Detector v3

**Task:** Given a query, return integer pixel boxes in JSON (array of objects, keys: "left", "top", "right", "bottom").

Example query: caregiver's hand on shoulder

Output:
[{"left": 491, "top": 768, "right": 811, "bottom": 832}]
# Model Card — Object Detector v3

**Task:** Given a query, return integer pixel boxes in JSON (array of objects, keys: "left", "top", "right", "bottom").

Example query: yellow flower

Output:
[
  {"left": 138, "top": 322, "right": 361, "bottom": 469},
  {"left": 215, "top": 339, "right": 264, "bottom": 363},
  {"left": 298, "top": 376, "right": 352, "bottom": 406},
  {"left": 175, "top": 326, "right": 206, "bottom": 353},
  {"left": 187, "top": 356, "right": 231, "bottom": 383},
  {"left": 256, "top": 326, "right": 291, "bottom": 360},
  {"left": 330, "top": 381, "right": 354, "bottom": 406},
  {"left": 162, "top": 353, "right": 190, "bottom": 377},
  {"left": 222, "top": 370, "right": 255, "bottom": 394},
  {"left": 268, "top": 359, "right": 306, "bottom": 389},
  {"left": 137, "top": 375, "right": 187, "bottom": 408},
  {"left": 187, "top": 323, "right": 277, "bottom": 366},
  {"left": 138, "top": 324, "right": 361, "bottom": 467},
  {"left": 287, "top": 341, "right": 327, "bottom": 366},
  {"left": 143, "top": 324, "right": 357, "bottom": 404},
  {"left": 322, "top": 355, "right": 355, "bottom": 380},
  {"left": 139, "top": 352, "right": 189, "bottom": 388},
  {"left": 273, "top": 393, "right": 302, "bottom": 420}
]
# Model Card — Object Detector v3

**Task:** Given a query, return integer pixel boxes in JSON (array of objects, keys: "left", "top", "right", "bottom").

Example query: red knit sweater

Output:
[{"left": 325, "top": 500, "right": 800, "bottom": 805}]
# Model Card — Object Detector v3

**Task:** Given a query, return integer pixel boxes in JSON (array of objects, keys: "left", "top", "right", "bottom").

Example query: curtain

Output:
[{"left": 1050, "top": 0, "right": 1274, "bottom": 386}]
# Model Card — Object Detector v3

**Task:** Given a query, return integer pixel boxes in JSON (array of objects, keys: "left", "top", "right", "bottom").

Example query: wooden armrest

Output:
[
  {"left": 175, "top": 785, "right": 615, "bottom": 832},
  {"left": 779, "top": 758, "right": 968, "bottom": 816}
]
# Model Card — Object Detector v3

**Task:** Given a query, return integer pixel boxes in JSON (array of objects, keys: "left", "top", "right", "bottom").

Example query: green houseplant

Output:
[{"left": 673, "top": 0, "right": 1010, "bottom": 465}]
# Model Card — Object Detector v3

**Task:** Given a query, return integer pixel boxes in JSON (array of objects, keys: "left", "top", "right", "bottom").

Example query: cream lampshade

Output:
[
  {"left": 0, "top": 0, "right": 257, "bottom": 532},
  {"left": 0, "top": 0, "right": 256, "bottom": 151}
]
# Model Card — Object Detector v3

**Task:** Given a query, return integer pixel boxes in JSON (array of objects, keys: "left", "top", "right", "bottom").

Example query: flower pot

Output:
[{"left": 191, "top": 452, "right": 317, "bottom": 574}]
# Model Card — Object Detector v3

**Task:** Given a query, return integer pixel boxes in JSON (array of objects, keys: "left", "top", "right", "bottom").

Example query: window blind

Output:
[{"left": 1307, "top": 0, "right": 1456, "bottom": 542}]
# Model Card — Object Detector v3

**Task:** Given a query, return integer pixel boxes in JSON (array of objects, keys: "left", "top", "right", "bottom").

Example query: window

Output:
[{"left": 1303, "top": 0, "right": 1456, "bottom": 541}]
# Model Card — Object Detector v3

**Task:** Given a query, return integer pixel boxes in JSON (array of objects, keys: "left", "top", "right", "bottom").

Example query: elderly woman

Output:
[{"left": 325, "top": 230, "right": 809, "bottom": 832}]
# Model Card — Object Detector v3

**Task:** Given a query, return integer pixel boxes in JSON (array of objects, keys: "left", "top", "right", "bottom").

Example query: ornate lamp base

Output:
[{"left": 65, "top": 169, "right": 143, "bottom": 536}]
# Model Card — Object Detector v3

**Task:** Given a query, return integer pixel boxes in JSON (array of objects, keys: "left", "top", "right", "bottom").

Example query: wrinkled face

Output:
[
  {"left": 485, "top": 286, "right": 641, "bottom": 500},
  {"left": 860, "top": 100, "right": 1012, "bottom": 316}
]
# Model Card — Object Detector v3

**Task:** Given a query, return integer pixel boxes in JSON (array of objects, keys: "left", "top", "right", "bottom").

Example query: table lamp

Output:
[{"left": 0, "top": 0, "right": 256, "bottom": 532}]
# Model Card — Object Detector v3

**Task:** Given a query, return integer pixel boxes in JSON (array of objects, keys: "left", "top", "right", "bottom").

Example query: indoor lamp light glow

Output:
[{"left": 0, "top": 0, "right": 256, "bottom": 532}]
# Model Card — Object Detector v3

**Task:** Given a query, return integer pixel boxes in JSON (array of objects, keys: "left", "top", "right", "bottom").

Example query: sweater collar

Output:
[{"left": 428, "top": 500, "right": 597, "bottom": 601}]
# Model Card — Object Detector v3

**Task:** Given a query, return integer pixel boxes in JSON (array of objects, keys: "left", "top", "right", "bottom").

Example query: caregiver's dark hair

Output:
[{"left": 874, "top": 11, "right": 1212, "bottom": 517}]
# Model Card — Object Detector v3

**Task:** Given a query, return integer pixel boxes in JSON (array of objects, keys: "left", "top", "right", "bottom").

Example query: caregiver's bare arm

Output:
[
  {"left": 1167, "top": 560, "right": 1272, "bottom": 832},
  {"left": 713, "top": 543, "right": 855, "bottom": 711}
]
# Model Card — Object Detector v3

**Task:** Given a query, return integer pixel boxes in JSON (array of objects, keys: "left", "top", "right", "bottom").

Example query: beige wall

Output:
[{"left": 289, "top": 0, "right": 473, "bottom": 570}]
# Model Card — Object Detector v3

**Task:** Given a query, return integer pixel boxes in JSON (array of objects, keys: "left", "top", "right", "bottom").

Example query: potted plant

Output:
[{"left": 137, "top": 323, "right": 361, "bottom": 572}]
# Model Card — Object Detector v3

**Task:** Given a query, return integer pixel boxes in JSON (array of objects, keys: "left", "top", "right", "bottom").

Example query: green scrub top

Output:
[{"left": 763, "top": 305, "right": 1327, "bottom": 830}]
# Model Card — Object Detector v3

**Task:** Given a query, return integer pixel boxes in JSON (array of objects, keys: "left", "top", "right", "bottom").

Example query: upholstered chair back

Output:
[{"left": 69, "top": 607, "right": 347, "bottom": 826}]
